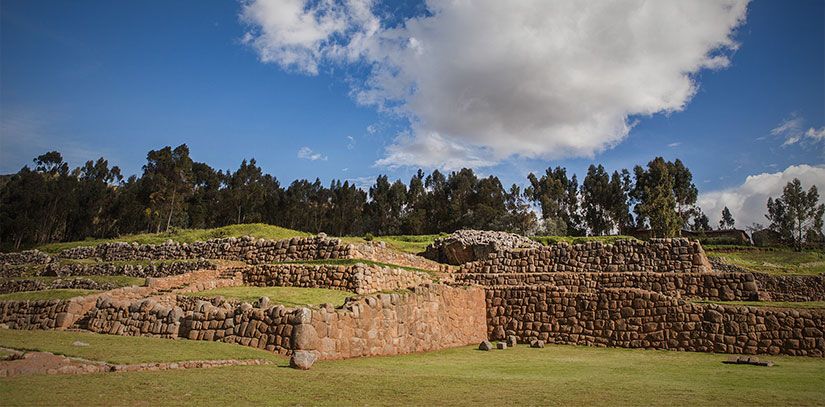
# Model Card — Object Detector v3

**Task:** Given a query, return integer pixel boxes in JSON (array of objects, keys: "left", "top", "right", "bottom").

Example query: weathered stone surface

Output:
[
  {"left": 423, "top": 230, "right": 540, "bottom": 265},
  {"left": 289, "top": 350, "right": 318, "bottom": 370},
  {"left": 506, "top": 335, "right": 518, "bottom": 347},
  {"left": 530, "top": 340, "right": 545, "bottom": 348},
  {"left": 496, "top": 342, "right": 507, "bottom": 350},
  {"left": 479, "top": 341, "right": 493, "bottom": 351}
]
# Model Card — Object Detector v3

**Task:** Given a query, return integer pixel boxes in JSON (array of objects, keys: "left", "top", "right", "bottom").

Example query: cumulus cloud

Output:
[
  {"left": 697, "top": 164, "right": 825, "bottom": 228},
  {"left": 297, "top": 146, "right": 327, "bottom": 161},
  {"left": 243, "top": 0, "right": 750, "bottom": 168}
]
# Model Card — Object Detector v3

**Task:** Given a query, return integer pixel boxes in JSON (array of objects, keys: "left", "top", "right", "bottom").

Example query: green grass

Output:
[
  {"left": 695, "top": 300, "right": 825, "bottom": 309},
  {"left": 180, "top": 286, "right": 353, "bottom": 307},
  {"left": 342, "top": 234, "right": 446, "bottom": 254},
  {"left": 0, "top": 329, "right": 282, "bottom": 365},
  {"left": 276, "top": 258, "right": 439, "bottom": 275},
  {"left": 530, "top": 235, "right": 639, "bottom": 246},
  {"left": 7, "top": 275, "right": 146, "bottom": 287},
  {"left": 707, "top": 249, "right": 825, "bottom": 275},
  {"left": 1, "top": 340, "right": 823, "bottom": 406},
  {"left": 0, "top": 289, "right": 99, "bottom": 301},
  {"left": 36, "top": 223, "right": 310, "bottom": 253}
]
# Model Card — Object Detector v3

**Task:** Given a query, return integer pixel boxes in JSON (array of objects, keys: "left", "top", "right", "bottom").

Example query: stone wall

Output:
[
  {"left": 179, "top": 301, "right": 295, "bottom": 354},
  {"left": 300, "top": 284, "right": 487, "bottom": 359},
  {"left": 460, "top": 238, "right": 711, "bottom": 274},
  {"left": 423, "top": 230, "right": 541, "bottom": 265},
  {"left": 0, "top": 278, "right": 123, "bottom": 294},
  {"left": 456, "top": 271, "right": 760, "bottom": 301},
  {"left": 486, "top": 286, "right": 824, "bottom": 357},
  {"left": 0, "top": 299, "right": 89, "bottom": 330},
  {"left": 754, "top": 273, "right": 825, "bottom": 302},
  {"left": 56, "top": 235, "right": 351, "bottom": 263},
  {"left": 242, "top": 263, "right": 433, "bottom": 295},
  {"left": 0, "top": 250, "right": 51, "bottom": 266},
  {"left": 85, "top": 297, "right": 182, "bottom": 338},
  {"left": 42, "top": 260, "right": 216, "bottom": 278}
]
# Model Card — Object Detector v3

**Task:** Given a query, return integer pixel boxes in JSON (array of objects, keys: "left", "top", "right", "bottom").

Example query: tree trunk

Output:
[{"left": 166, "top": 189, "right": 176, "bottom": 232}]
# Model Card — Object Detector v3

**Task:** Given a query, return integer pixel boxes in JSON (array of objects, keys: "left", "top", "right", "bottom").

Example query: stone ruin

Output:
[
  {"left": 0, "top": 229, "right": 824, "bottom": 371},
  {"left": 423, "top": 229, "right": 541, "bottom": 265}
]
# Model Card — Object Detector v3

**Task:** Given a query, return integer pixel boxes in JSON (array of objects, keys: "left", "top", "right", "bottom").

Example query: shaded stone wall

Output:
[
  {"left": 56, "top": 235, "right": 352, "bottom": 263},
  {"left": 179, "top": 301, "right": 295, "bottom": 354},
  {"left": 242, "top": 263, "right": 432, "bottom": 295},
  {"left": 486, "top": 286, "right": 825, "bottom": 357},
  {"left": 85, "top": 297, "right": 182, "bottom": 338},
  {"left": 300, "top": 284, "right": 487, "bottom": 359},
  {"left": 460, "top": 238, "right": 711, "bottom": 274},
  {"left": 0, "top": 299, "right": 88, "bottom": 330},
  {"left": 43, "top": 260, "right": 215, "bottom": 278},
  {"left": 0, "top": 278, "right": 121, "bottom": 294},
  {"left": 456, "top": 272, "right": 760, "bottom": 301},
  {"left": 754, "top": 273, "right": 825, "bottom": 302},
  {"left": 0, "top": 250, "right": 51, "bottom": 266}
]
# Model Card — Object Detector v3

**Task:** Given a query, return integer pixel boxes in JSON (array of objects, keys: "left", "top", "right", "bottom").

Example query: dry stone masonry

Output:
[
  {"left": 242, "top": 263, "right": 432, "bottom": 294},
  {"left": 423, "top": 229, "right": 541, "bottom": 265}
]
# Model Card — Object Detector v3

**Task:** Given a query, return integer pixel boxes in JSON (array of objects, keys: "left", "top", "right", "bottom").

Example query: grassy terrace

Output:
[
  {"left": 6, "top": 275, "right": 146, "bottom": 287},
  {"left": 36, "top": 223, "right": 310, "bottom": 253},
  {"left": 181, "top": 286, "right": 353, "bottom": 307},
  {"left": 695, "top": 300, "right": 825, "bottom": 310},
  {"left": 0, "top": 329, "right": 282, "bottom": 365},
  {"left": 707, "top": 249, "right": 825, "bottom": 276},
  {"left": 0, "top": 289, "right": 99, "bottom": 301},
  {"left": 0, "top": 330, "right": 823, "bottom": 406}
]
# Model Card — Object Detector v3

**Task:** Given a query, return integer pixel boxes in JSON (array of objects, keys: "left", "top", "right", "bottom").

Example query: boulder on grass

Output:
[
  {"left": 496, "top": 342, "right": 507, "bottom": 350},
  {"left": 289, "top": 350, "right": 317, "bottom": 370},
  {"left": 506, "top": 335, "right": 518, "bottom": 347},
  {"left": 478, "top": 341, "right": 493, "bottom": 351},
  {"left": 530, "top": 340, "right": 545, "bottom": 348}
]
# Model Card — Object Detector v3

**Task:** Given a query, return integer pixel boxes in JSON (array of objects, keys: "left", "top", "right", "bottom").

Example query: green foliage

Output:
[
  {"left": 0, "top": 329, "right": 282, "bottom": 365},
  {"left": 525, "top": 166, "right": 582, "bottom": 236},
  {"left": 0, "top": 289, "right": 98, "bottom": 301},
  {"left": 2, "top": 342, "right": 824, "bottom": 406},
  {"left": 719, "top": 206, "right": 735, "bottom": 230},
  {"left": 766, "top": 178, "right": 825, "bottom": 249},
  {"left": 632, "top": 157, "right": 683, "bottom": 237},
  {"left": 181, "top": 286, "right": 353, "bottom": 307},
  {"left": 363, "top": 233, "right": 374, "bottom": 242},
  {"left": 707, "top": 249, "right": 825, "bottom": 275}
]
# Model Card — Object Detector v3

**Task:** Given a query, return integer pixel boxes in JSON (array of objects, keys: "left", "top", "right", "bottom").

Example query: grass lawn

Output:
[
  {"left": 180, "top": 286, "right": 354, "bottom": 307},
  {"left": 707, "top": 249, "right": 825, "bottom": 275},
  {"left": 36, "top": 223, "right": 310, "bottom": 253},
  {"left": 342, "top": 234, "right": 446, "bottom": 254},
  {"left": 0, "top": 329, "right": 282, "bottom": 365},
  {"left": 1, "top": 337, "right": 823, "bottom": 406},
  {"left": 695, "top": 300, "right": 825, "bottom": 309},
  {"left": 0, "top": 289, "right": 98, "bottom": 301}
]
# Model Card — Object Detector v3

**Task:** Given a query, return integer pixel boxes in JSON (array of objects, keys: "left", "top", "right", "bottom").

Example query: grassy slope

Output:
[
  {"left": 0, "top": 289, "right": 98, "bottom": 301},
  {"left": 707, "top": 249, "right": 825, "bottom": 276},
  {"left": 342, "top": 234, "right": 446, "bottom": 254},
  {"left": 0, "top": 338, "right": 823, "bottom": 406},
  {"left": 0, "top": 329, "right": 282, "bottom": 365},
  {"left": 36, "top": 223, "right": 310, "bottom": 253},
  {"left": 181, "top": 286, "right": 353, "bottom": 307},
  {"left": 694, "top": 300, "right": 825, "bottom": 309}
]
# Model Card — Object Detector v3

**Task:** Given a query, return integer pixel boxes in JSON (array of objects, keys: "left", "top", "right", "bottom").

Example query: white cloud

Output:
[
  {"left": 346, "top": 135, "right": 356, "bottom": 150},
  {"left": 771, "top": 115, "right": 825, "bottom": 147},
  {"left": 243, "top": 0, "right": 749, "bottom": 168},
  {"left": 297, "top": 146, "right": 327, "bottom": 161},
  {"left": 668, "top": 142, "right": 682, "bottom": 148},
  {"left": 697, "top": 164, "right": 825, "bottom": 228}
]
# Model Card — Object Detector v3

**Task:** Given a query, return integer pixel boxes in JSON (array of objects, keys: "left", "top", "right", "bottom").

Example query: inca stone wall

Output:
[
  {"left": 754, "top": 273, "right": 825, "bottom": 302},
  {"left": 56, "top": 235, "right": 352, "bottom": 263},
  {"left": 242, "top": 263, "right": 433, "bottom": 295},
  {"left": 85, "top": 297, "right": 182, "bottom": 338},
  {"left": 486, "top": 287, "right": 825, "bottom": 357},
  {"left": 424, "top": 229, "right": 541, "bottom": 265},
  {"left": 299, "top": 284, "right": 487, "bottom": 359},
  {"left": 179, "top": 300, "right": 295, "bottom": 354},
  {"left": 460, "top": 238, "right": 712, "bottom": 274},
  {"left": 42, "top": 260, "right": 215, "bottom": 278},
  {"left": 456, "top": 271, "right": 760, "bottom": 301},
  {"left": 0, "top": 278, "right": 122, "bottom": 294},
  {"left": 0, "top": 250, "right": 51, "bottom": 266},
  {"left": 0, "top": 299, "right": 90, "bottom": 330}
]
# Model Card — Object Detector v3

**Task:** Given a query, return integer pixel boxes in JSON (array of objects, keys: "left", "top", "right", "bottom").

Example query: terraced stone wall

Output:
[
  {"left": 486, "top": 286, "right": 825, "bottom": 357},
  {"left": 460, "top": 238, "right": 711, "bottom": 274},
  {"left": 456, "top": 271, "right": 760, "bottom": 301},
  {"left": 242, "top": 263, "right": 433, "bottom": 294}
]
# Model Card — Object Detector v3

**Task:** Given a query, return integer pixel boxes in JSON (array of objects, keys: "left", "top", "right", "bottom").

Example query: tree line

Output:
[{"left": 1, "top": 144, "right": 822, "bottom": 249}]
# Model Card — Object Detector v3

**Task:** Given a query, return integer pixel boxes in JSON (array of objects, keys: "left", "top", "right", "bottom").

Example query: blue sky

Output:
[{"left": 1, "top": 0, "right": 823, "bottom": 225}]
